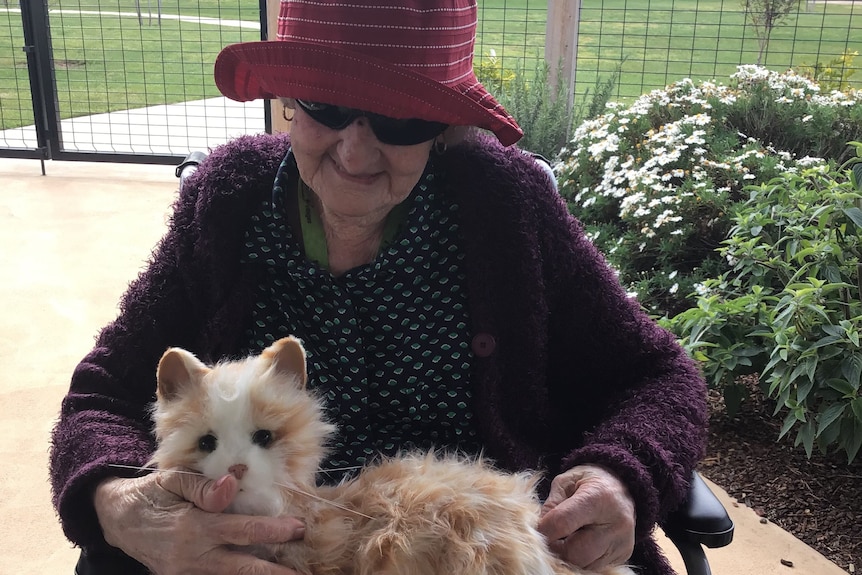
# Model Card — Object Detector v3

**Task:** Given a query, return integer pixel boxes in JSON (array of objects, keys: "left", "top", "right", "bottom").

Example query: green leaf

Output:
[
  {"left": 779, "top": 411, "right": 798, "bottom": 439},
  {"left": 852, "top": 397, "right": 862, "bottom": 422},
  {"left": 811, "top": 335, "right": 843, "bottom": 349},
  {"left": 827, "top": 378, "right": 858, "bottom": 396},
  {"left": 797, "top": 420, "right": 815, "bottom": 458},
  {"left": 797, "top": 377, "right": 815, "bottom": 403},
  {"left": 849, "top": 165, "right": 862, "bottom": 191},
  {"left": 818, "top": 414, "right": 843, "bottom": 446},
  {"left": 822, "top": 324, "right": 845, "bottom": 337},
  {"left": 789, "top": 356, "right": 817, "bottom": 387},
  {"left": 817, "top": 403, "right": 846, "bottom": 436},
  {"left": 845, "top": 419, "right": 862, "bottom": 463},
  {"left": 735, "top": 345, "right": 765, "bottom": 358},
  {"left": 843, "top": 206, "right": 862, "bottom": 229},
  {"left": 840, "top": 354, "right": 862, "bottom": 391}
]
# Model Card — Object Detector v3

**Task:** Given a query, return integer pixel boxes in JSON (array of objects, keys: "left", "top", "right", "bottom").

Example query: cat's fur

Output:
[{"left": 148, "top": 336, "right": 636, "bottom": 575}]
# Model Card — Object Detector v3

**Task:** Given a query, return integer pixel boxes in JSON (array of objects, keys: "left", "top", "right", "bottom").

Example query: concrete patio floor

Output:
[{"left": 0, "top": 156, "right": 850, "bottom": 575}]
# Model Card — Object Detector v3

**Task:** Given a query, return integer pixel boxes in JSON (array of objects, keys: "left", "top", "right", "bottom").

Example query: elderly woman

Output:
[{"left": 50, "top": 1, "right": 707, "bottom": 574}]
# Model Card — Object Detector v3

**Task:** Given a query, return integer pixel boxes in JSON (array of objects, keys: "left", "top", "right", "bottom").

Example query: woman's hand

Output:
[
  {"left": 537, "top": 464, "right": 636, "bottom": 571},
  {"left": 94, "top": 471, "right": 305, "bottom": 575}
]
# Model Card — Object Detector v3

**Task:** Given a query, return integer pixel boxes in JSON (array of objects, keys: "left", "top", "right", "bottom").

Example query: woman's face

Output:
[{"left": 290, "top": 104, "right": 435, "bottom": 222}]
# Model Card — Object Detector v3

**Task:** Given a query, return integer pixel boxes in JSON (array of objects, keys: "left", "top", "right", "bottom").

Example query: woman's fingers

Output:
[
  {"left": 208, "top": 512, "right": 306, "bottom": 547},
  {"left": 538, "top": 464, "right": 636, "bottom": 570},
  {"left": 94, "top": 473, "right": 305, "bottom": 574}
]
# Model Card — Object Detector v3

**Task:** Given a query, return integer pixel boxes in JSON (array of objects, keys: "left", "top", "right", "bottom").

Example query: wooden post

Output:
[
  {"left": 545, "top": 0, "right": 579, "bottom": 113},
  {"left": 268, "top": 0, "right": 291, "bottom": 133}
]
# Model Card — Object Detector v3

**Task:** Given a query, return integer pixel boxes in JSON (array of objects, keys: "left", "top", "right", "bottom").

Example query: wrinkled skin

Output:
[
  {"left": 94, "top": 471, "right": 305, "bottom": 575},
  {"left": 538, "top": 465, "right": 637, "bottom": 571}
]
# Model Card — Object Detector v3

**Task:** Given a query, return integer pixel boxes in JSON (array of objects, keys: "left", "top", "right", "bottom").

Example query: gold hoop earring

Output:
[{"left": 282, "top": 106, "right": 295, "bottom": 122}]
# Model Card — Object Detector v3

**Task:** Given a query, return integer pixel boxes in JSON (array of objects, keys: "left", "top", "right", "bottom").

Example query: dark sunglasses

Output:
[{"left": 295, "top": 99, "right": 447, "bottom": 146}]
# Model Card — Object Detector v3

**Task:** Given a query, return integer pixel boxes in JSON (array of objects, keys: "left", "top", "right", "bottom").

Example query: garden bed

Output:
[{"left": 700, "top": 378, "right": 862, "bottom": 573}]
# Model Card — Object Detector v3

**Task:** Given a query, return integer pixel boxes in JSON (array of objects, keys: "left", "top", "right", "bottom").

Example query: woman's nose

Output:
[{"left": 336, "top": 118, "right": 380, "bottom": 170}]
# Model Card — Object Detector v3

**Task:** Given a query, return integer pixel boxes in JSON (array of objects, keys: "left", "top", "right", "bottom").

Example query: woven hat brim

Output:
[{"left": 214, "top": 41, "right": 523, "bottom": 146}]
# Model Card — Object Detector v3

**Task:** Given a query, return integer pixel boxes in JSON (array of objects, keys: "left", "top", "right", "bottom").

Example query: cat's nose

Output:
[{"left": 228, "top": 464, "right": 248, "bottom": 480}]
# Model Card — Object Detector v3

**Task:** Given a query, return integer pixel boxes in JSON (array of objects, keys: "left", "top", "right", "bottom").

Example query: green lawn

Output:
[
  {"left": 0, "top": 0, "right": 859, "bottom": 130},
  {"left": 0, "top": 0, "right": 257, "bottom": 129},
  {"left": 573, "top": 0, "right": 861, "bottom": 99}
]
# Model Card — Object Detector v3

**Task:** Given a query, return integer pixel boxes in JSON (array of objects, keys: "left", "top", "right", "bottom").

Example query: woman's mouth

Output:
[{"left": 332, "top": 159, "right": 382, "bottom": 185}]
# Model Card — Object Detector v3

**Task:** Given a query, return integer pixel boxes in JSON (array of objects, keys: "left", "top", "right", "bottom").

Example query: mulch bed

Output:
[{"left": 698, "top": 378, "right": 862, "bottom": 573}]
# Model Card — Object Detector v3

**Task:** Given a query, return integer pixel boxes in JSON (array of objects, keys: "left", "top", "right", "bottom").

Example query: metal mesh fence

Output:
[
  {"left": 0, "top": 2, "right": 36, "bottom": 147},
  {"left": 1, "top": 0, "right": 264, "bottom": 158},
  {"left": 475, "top": 0, "right": 549, "bottom": 76},
  {"left": 1, "top": 0, "right": 860, "bottom": 161},
  {"left": 47, "top": 0, "right": 263, "bottom": 154},
  {"left": 575, "top": 0, "right": 862, "bottom": 101}
]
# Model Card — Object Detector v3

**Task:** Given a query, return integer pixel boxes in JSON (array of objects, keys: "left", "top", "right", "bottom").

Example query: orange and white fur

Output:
[{"left": 149, "top": 337, "right": 635, "bottom": 575}]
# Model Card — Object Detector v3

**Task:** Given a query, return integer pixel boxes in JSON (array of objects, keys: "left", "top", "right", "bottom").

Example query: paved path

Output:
[
  {"left": 0, "top": 6, "right": 259, "bottom": 28},
  {"left": 0, "top": 96, "right": 265, "bottom": 156}
]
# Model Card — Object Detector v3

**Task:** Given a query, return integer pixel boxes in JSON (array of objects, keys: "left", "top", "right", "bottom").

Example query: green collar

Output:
[{"left": 297, "top": 179, "right": 410, "bottom": 269}]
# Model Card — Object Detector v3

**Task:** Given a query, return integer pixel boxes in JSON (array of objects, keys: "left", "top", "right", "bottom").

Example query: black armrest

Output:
[
  {"left": 175, "top": 150, "right": 208, "bottom": 190},
  {"left": 662, "top": 471, "right": 734, "bottom": 575},
  {"left": 664, "top": 471, "right": 735, "bottom": 548}
]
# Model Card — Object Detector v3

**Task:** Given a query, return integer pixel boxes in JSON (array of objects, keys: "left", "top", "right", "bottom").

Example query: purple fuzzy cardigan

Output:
[{"left": 50, "top": 133, "right": 707, "bottom": 574}]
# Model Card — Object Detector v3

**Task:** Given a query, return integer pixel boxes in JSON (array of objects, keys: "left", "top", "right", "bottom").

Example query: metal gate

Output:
[
  {"left": 1, "top": 1, "right": 859, "bottom": 166},
  {"left": 1, "top": 0, "right": 268, "bottom": 166}
]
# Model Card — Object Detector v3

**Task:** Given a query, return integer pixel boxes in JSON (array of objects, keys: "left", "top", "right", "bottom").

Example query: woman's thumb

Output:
[{"left": 156, "top": 471, "right": 239, "bottom": 512}]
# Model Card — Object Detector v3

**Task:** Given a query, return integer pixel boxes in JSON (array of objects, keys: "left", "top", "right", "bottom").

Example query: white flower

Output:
[{"left": 797, "top": 155, "right": 826, "bottom": 167}]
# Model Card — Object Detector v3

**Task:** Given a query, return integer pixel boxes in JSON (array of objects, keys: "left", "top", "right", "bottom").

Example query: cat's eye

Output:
[
  {"left": 198, "top": 434, "right": 217, "bottom": 452},
  {"left": 252, "top": 429, "right": 273, "bottom": 448}
]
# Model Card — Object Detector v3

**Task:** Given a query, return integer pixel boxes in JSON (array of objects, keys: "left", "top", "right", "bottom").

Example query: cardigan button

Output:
[{"left": 471, "top": 333, "right": 496, "bottom": 357}]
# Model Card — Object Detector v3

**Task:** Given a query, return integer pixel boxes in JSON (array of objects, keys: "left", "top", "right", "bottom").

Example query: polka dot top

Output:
[{"left": 241, "top": 150, "right": 480, "bottom": 483}]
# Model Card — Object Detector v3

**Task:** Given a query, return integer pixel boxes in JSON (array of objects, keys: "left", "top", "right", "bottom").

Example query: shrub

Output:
[
  {"left": 473, "top": 49, "right": 516, "bottom": 95},
  {"left": 556, "top": 65, "right": 862, "bottom": 316},
  {"left": 494, "top": 58, "right": 573, "bottom": 158},
  {"left": 661, "top": 142, "right": 862, "bottom": 462},
  {"left": 795, "top": 50, "right": 860, "bottom": 92},
  {"left": 475, "top": 52, "right": 620, "bottom": 159}
]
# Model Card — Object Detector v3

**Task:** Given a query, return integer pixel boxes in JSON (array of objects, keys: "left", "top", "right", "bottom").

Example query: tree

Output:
[{"left": 742, "top": 0, "right": 801, "bottom": 65}]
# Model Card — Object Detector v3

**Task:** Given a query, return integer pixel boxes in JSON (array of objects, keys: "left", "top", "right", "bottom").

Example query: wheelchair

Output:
[{"left": 75, "top": 152, "right": 734, "bottom": 575}]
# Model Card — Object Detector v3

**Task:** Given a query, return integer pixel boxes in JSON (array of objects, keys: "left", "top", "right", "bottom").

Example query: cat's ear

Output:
[
  {"left": 261, "top": 336, "right": 308, "bottom": 389},
  {"left": 156, "top": 347, "right": 210, "bottom": 401}
]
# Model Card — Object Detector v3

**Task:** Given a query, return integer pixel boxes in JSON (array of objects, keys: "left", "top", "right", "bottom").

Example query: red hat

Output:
[{"left": 214, "top": 0, "right": 523, "bottom": 146}]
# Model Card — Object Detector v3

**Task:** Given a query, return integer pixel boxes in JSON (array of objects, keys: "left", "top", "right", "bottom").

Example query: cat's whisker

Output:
[
  {"left": 319, "top": 465, "right": 364, "bottom": 473},
  {"left": 108, "top": 463, "right": 207, "bottom": 476},
  {"left": 109, "top": 464, "right": 373, "bottom": 520},
  {"left": 109, "top": 463, "right": 212, "bottom": 479},
  {"left": 274, "top": 482, "right": 374, "bottom": 520}
]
